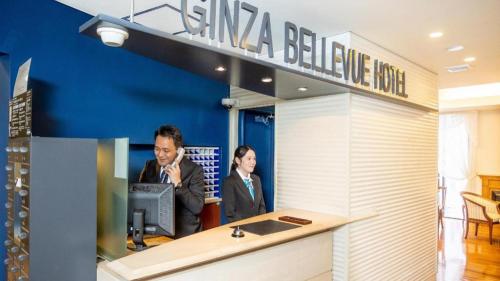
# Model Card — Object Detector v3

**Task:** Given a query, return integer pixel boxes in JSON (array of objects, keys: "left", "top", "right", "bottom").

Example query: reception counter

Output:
[{"left": 97, "top": 209, "right": 370, "bottom": 281}]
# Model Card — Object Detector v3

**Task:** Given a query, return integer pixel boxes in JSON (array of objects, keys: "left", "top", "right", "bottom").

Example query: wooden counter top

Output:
[{"left": 104, "top": 209, "right": 368, "bottom": 280}]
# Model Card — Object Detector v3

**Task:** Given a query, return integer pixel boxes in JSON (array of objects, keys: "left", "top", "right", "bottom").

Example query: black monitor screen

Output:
[{"left": 127, "top": 183, "right": 175, "bottom": 237}]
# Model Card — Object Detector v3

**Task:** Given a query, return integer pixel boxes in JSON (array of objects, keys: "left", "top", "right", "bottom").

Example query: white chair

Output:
[{"left": 461, "top": 191, "right": 500, "bottom": 244}]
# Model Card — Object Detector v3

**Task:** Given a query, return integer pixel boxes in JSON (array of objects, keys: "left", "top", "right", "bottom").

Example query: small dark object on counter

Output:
[{"left": 278, "top": 216, "right": 312, "bottom": 225}]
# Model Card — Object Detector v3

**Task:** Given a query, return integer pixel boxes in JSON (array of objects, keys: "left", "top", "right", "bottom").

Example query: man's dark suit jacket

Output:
[
  {"left": 139, "top": 158, "right": 205, "bottom": 239},
  {"left": 222, "top": 170, "right": 266, "bottom": 223}
]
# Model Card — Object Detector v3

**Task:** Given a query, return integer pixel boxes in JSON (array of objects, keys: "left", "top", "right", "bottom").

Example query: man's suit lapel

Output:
[
  {"left": 179, "top": 157, "right": 191, "bottom": 182},
  {"left": 153, "top": 161, "right": 161, "bottom": 183}
]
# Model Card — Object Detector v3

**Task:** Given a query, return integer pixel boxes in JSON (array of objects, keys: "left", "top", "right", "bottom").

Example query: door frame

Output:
[{"left": 228, "top": 105, "right": 277, "bottom": 211}]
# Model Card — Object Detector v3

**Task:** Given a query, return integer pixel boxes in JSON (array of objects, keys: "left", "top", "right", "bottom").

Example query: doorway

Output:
[
  {"left": 438, "top": 112, "right": 478, "bottom": 219},
  {"left": 238, "top": 107, "right": 275, "bottom": 212}
]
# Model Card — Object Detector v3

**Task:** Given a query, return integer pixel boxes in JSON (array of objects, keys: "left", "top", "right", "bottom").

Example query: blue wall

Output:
[
  {"left": 0, "top": 0, "right": 228, "bottom": 143},
  {"left": 0, "top": 1, "right": 229, "bottom": 173},
  {"left": 0, "top": 0, "right": 229, "bottom": 276}
]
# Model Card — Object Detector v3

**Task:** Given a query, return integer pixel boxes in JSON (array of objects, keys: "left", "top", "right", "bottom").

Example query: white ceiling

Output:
[{"left": 58, "top": 0, "right": 500, "bottom": 90}]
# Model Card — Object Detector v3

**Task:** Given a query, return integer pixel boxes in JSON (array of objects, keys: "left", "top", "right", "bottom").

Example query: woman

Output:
[{"left": 222, "top": 145, "right": 266, "bottom": 223}]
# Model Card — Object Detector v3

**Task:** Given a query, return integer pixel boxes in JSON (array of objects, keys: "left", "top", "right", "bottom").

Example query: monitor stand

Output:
[{"left": 130, "top": 210, "right": 148, "bottom": 251}]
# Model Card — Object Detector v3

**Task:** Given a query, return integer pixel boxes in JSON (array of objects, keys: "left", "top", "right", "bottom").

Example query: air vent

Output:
[{"left": 446, "top": 64, "right": 470, "bottom": 73}]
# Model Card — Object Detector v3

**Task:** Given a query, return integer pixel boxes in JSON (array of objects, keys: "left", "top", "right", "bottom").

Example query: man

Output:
[{"left": 139, "top": 125, "right": 205, "bottom": 238}]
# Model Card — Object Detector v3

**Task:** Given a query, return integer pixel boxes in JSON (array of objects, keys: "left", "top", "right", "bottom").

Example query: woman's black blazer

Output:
[{"left": 222, "top": 170, "right": 266, "bottom": 223}]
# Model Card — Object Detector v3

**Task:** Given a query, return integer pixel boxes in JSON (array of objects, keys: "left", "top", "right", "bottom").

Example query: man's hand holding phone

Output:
[
  {"left": 165, "top": 163, "right": 181, "bottom": 187},
  {"left": 166, "top": 147, "right": 185, "bottom": 188}
]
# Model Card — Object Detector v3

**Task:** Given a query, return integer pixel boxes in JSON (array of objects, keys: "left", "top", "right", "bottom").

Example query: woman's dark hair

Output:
[
  {"left": 231, "top": 145, "right": 255, "bottom": 171},
  {"left": 154, "top": 125, "right": 183, "bottom": 148}
]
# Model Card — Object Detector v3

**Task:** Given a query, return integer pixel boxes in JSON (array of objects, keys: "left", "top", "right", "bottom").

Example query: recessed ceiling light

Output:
[
  {"left": 261, "top": 77, "right": 273, "bottom": 83},
  {"left": 447, "top": 45, "right": 464, "bottom": 52},
  {"left": 446, "top": 64, "right": 470, "bottom": 73},
  {"left": 429, "top": 32, "right": 443, "bottom": 38},
  {"left": 214, "top": 66, "right": 226, "bottom": 72},
  {"left": 464, "top": 57, "right": 476, "bottom": 62},
  {"left": 297, "top": 87, "right": 308, "bottom": 92}
]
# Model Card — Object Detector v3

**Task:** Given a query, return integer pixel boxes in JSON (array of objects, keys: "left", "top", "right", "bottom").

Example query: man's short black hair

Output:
[{"left": 154, "top": 125, "right": 183, "bottom": 148}]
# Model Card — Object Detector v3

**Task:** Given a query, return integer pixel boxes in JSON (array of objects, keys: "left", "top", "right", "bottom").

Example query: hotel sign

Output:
[{"left": 181, "top": 0, "right": 407, "bottom": 98}]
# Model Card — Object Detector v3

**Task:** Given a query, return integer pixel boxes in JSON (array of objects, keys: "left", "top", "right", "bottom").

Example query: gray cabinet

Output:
[{"left": 5, "top": 137, "right": 97, "bottom": 281}]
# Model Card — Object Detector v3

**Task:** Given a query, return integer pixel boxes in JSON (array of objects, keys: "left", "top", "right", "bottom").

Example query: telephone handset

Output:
[{"left": 168, "top": 147, "right": 185, "bottom": 169}]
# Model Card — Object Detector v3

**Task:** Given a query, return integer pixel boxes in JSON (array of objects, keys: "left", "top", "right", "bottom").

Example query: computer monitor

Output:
[{"left": 127, "top": 183, "right": 175, "bottom": 250}]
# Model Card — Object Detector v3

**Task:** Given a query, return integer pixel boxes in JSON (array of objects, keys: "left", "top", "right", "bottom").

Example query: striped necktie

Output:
[
  {"left": 243, "top": 178, "right": 255, "bottom": 201},
  {"left": 160, "top": 169, "right": 167, "bottom": 183}
]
